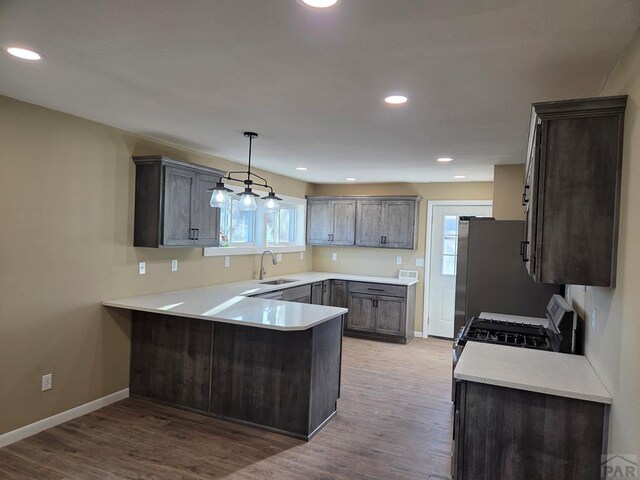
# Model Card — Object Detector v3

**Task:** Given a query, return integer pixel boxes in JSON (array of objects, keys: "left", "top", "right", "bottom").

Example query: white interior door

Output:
[{"left": 427, "top": 203, "right": 492, "bottom": 338}]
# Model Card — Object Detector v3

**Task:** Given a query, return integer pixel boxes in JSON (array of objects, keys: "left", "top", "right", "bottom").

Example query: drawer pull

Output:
[{"left": 367, "top": 288, "right": 385, "bottom": 292}]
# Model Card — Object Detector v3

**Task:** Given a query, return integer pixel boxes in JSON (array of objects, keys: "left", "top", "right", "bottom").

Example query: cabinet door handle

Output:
[
  {"left": 331, "top": 233, "right": 334, "bottom": 241},
  {"left": 380, "top": 235, "right": 384, "bottom": 244},
  {"left": 194, "top": 228, "right": 199, "bottom": 240},
  {"left": 522, "top": 241, "right": 530, "bottom": 262},
  {"left": 189, "top": 228, "right": 195, "bottom": 240},
  {"left": 520, "top": 240, "right": 525, "bottom": 258},
  {"left": 384, "top": 235, "right": 388, "bottom": 244},
  {"left": 373, "top": 299, "right": 378, "bottom": 308}
]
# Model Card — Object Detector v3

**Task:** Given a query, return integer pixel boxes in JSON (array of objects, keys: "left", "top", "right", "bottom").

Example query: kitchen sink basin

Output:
[{"left": 259, "top": 279, "right": 297, "bottom": 285}]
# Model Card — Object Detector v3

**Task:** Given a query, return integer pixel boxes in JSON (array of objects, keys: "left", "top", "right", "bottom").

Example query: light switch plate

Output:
[
  {"left": 415, "top": 258, "right": 425, "bottom": 267},
  {"left": 332, "top": 252, "right": 338, "bottom": 261},
  {"left": 591, "top": 307, "right": 597, "bottom": 332},
  {"left": 42, "top": 373, "right": 52, "bottom": 391},
  {"left": 171, "top": 259, "right": 178, "bottom": 272},
  {"left": 277, "top": 253, "right": 283, "bottom": 262},
  {"left": 224, "top": 256, "right": 230, "bottom": 268},
  {"left": 138, "top": 262, "right": 146, "bottom": 275},
  {"left": 396, "top": 256, "right": 402, "bottom": 265}
]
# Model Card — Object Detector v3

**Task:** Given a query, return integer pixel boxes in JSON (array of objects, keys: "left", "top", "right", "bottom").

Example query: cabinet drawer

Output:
[
  {"left": 348, "top": 281, "right": 406, "bottom": 298},
  {"left": 282, "top": 284, "right": 311, "bottom": 301}
]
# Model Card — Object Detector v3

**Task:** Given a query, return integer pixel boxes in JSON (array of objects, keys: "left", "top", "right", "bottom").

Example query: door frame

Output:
[{"left": 422, "top": 200, "right": 493, "bottom": 338}]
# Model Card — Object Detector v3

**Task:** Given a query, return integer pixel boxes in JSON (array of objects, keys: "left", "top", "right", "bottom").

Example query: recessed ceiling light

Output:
[
  {"left": 437, "top": 157, "right": 454, "bottom": 163},
  {"left": 300, "top": 0, "right": 338, "bottom": 8},
  {"left": 6, "top": 47, "right": 41, "bottom": 61},
  {"left": 384, "top": 95, "right": 409, "bottom": 105},
  {"left": 345, "top": 177, "right": 356, "bottom": 181},
  {"left": 454, "top": 175, "right": 466, "bottom": 179},
  {"left": 296, "top": 167, "right": 308, "bottom": 171}
]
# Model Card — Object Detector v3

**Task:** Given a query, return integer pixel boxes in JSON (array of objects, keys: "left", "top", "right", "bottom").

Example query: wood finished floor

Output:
[{"left": 0, "top": 337, "right": 454, "bottom": 480}]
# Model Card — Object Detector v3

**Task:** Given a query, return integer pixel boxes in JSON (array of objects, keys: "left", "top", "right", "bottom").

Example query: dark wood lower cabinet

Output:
[
  {"left": 130, "top": 314, "right": 212, "bottom": 411},
  {"left": 453, "top": 381, "right": 606, "bottom": 480},
  {"left": 130, "top": 311, "right": 344, "bottom": 440},
  {"left": 344, "top": 283, "right": 416, "bottom": 344}
]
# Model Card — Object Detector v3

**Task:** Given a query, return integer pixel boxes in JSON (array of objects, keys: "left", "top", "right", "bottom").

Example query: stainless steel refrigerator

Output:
[{"left": 454, "top": 217, "right": 562, "bottom": 333}]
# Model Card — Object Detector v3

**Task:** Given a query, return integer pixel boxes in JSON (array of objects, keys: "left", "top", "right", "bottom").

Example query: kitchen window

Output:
[
  {"left": 265, "top": 204, "right": 296, "bottom": 246},
  {"left": 219, "top": 199, "right": 256, "bottom": 246},
  {"left": 204, "top": 189, "right": 306, "bottom": 257}
]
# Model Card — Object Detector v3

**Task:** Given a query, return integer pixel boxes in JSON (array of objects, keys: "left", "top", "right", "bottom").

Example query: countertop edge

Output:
[
  {"left": 102, "top": 300, "right": 348, "bottom": 331},
  {"left": 454, "top": 372, "right": 613, "bottom": 404}
]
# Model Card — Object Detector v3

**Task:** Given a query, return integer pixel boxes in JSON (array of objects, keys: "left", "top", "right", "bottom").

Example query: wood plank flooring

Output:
[{"left": 0, "top": 337, "right": 454, "bottom": 479}]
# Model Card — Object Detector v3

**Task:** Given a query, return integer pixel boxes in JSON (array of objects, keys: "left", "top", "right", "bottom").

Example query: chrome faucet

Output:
[{"left": 259, "top": 250, "right": 277, "bottom": 280}]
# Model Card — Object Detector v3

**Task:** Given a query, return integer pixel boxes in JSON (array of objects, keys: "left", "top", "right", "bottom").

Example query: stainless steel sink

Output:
[{"left": 259, "top": 279, "right": 297, "bottom": 285}]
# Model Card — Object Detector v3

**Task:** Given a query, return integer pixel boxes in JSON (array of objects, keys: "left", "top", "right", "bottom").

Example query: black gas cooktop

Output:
[{"left": 459, "top": 317, "right": 555, "bottom": 351}]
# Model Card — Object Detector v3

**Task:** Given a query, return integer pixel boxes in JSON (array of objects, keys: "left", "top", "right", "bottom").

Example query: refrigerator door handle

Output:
[{"left": 522, "top": 241, "right": 530, "bottom": 262}]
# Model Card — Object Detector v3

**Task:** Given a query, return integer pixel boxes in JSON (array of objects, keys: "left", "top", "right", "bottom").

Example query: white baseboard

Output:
[
  {"left": 0, "top": 388, "right": 129, "bottom": 449},
  {"left": 414, "top": 331, "right": 424, "bottom": 338}
]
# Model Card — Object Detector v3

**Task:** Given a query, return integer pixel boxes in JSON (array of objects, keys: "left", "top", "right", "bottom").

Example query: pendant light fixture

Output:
[{"left": 208, "top": 132, "right": 281, "bottom": 212}]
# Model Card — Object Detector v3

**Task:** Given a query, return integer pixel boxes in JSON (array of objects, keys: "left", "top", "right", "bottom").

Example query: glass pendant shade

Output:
[
  {"left": 208, "top": 182, "right": 232, "bottom": 209},
  {"left": 262, "top": 192, "right": 282, "bottom": 213},
  {"left": 237, "top": 189, "right": 259, "bottom": 211}
]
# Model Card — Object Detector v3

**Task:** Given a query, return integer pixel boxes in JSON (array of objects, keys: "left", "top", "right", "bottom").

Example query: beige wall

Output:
[
  {"left": 0, "top": 95, "right": 313, "bottom": 435},
  {"left": 567, "top": 29, "right": 640, "bottom": 458},
  {"left": 310, "top": 182, "right": 494, "bottom": 334},
  {"left": 492, "top": 164, "right": 525, "bottom": 221}
]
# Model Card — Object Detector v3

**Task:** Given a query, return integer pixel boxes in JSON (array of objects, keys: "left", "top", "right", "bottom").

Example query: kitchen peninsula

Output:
[{"left": 103, "top": 272, "right": 418, "bottom": 440}]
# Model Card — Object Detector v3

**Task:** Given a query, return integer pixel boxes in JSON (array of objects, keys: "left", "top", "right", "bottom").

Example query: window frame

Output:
[
  {"left": 441, "top": 215, "right": 459, "bottom": 276},
  {"left": 264, "top": 203, "right": 297, "bottom": 247},
  {"left": 219, "top": 196, "right": 257, "bottom": 246},
  {"left": 204, "top": 187, "right": 307, "bottom": 257}
]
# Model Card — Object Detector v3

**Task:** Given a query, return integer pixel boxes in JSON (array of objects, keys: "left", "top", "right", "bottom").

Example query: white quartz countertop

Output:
[
  {"left": 102, "top": 271, "right": 416, "bottom": 331},
  {"left": 454, "top": 342, "right": 612, "bottom": 404}
]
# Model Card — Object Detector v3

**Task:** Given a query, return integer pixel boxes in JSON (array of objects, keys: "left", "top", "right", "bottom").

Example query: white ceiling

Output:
[{"left": 1, "top": 1, "right": 639, "bottom": 184}]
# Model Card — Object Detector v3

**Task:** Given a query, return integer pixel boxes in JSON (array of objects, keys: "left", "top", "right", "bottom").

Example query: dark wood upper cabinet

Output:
[
  {"left": 354, "top": 197, "right": 419, "bottom": 249},
  {"left": 306, "top": 199, "right": 356, "bottom": 246},
  {"left": 522, "top": 96, "right": 626, "bottom": 287},
  {"left": 133, "top": 156, "right": 225, "bottom": 248},
  {"left": 306, "top": 196, "right": 421, "bottom": 250}
]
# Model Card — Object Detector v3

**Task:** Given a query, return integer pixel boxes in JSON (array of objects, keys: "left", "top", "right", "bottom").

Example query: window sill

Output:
[{"left": 203, "top": 245, "right": 307, "bottom": 257}]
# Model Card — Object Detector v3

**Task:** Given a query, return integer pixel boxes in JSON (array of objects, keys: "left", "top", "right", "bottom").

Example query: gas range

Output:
[
  {"left": 459, "top": 317, "right": 556, "bottom": 351},
  {"left": 451, "top": 295, "right": 578, "bottom": 403}
]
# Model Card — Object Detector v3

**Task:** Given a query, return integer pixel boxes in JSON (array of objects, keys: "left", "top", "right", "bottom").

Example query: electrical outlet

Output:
[
  {"left": 224, "top": 256, "right": 230, "bottom": 268},
  {"left": 415, "top": 258, "right": 425, "bottom": 267},
  {"left": 396, "top": 256, "right": 402, "bottom": 265},
  {"left": 332, "top": 252, "right": 338, "bottom": 261},
  {"left": 300, "top": 252, "right": 304, "bottom": 260},
  {"left": 277, "top": 253, "right": 282, "bottom": 262},
  {"left": 591, "top": 307, "right": 597, "bottom": 333},
  {"left": 171, "top": 259, "right": 178, "bottom": 272},
  {"left": 42, "top": 373, "right": 52, "bottom": 391},
  {"left": 138, "top": 262, "right": 146, "bottom": 275}
]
